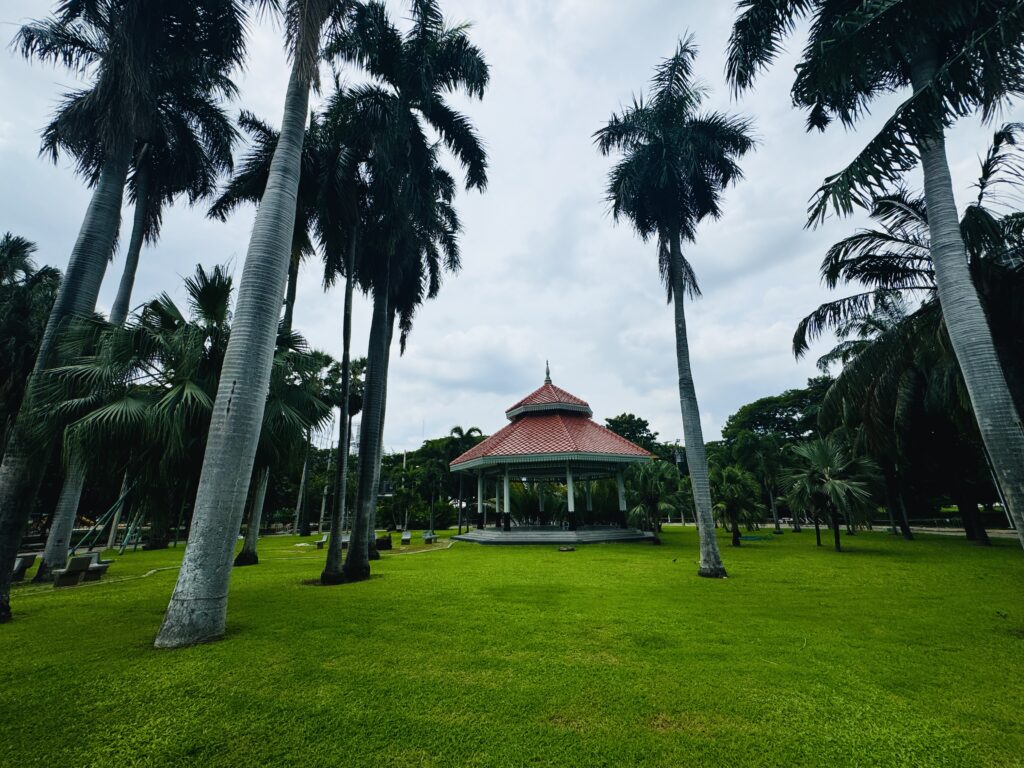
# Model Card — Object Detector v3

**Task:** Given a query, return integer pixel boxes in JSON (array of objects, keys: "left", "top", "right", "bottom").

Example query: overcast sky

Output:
[{"left": 2, "top": 1, "right": 1017, "bottom": 454}]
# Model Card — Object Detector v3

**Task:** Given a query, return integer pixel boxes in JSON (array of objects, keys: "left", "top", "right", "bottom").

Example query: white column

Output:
[
  {"left": 494, "top": 479, "right": 500, "bottom": 528},
  {"left": 566, "top": 465, "right": 576, "bottom": 530},
  {"left": 616, "top": 470, "right": 627, "bottom": 528},
  {"left": 477, "top": 473, "right": 484, "bottom": 529},
  {"left": 503, "top": 470, "right": 511, "bottom": 531}
]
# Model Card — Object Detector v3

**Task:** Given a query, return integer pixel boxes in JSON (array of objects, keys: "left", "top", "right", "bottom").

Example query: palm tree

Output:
[
  {"left": 731, "top": 431, "right": 785, "bottom": 534},
  {"left": 595, "top": 37, "right": 754, "bottom": 578},
  {"left": 783, "top": 436, "right": 879, "bottom": 552},
  {"left": 727, "top": 0, "right": 1024, "bottom": 543},
  {"left": 627, "top": 461, "right": 681, "bottom": 536},
  {"left": 794, "top": 126, "right": 1024, "bottom": 546},
  {"left": 0, "top": 235, "right": 60, "bottom": 453},
  {"left": 154, "top": 0, "right": 355, "bottom": 648},
  {"left": 326, "top": 0, "right": 489, "bottom": 582},
  {"left": 710, "top": 465, "right": 762, "bottom": 547},
  {"left": 0, "top": 0, "right": 247, "bottom": 625}
]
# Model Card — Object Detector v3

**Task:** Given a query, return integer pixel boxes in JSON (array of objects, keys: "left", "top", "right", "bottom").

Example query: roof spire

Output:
[{"left": 545, "top": 360, "right": 551, "bottom": 384}]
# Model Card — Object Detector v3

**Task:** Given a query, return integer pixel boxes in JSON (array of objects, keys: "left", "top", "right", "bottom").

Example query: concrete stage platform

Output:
[{"left": 453, "top": 526, "right": 657, "bottom": 545}]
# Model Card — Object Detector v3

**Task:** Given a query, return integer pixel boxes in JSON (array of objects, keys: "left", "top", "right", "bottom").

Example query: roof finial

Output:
[{"left": 545, "top": 360, "right": 551, "bottom": 384}]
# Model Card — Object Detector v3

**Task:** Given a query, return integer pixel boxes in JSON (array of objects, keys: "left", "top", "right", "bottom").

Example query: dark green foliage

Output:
[
  {"left": 605, "top": 413, "right": 659, "bottom": 452},
  {"left": 0, "top": 235, "right": 60, "bottom": 451}
]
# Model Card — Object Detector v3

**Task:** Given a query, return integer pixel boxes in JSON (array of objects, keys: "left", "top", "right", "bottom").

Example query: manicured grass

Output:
[{"left": 2, "top": 528, "right": 1022, "bottom": 767}]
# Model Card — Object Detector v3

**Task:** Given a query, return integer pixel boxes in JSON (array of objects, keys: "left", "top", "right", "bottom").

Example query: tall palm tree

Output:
[
  {"left": 155, "top": 0, "right": 355, "bottom": 648},
  {"left": 783, "top": 436, "right": 879, "bottom": 552},
  {"left": 595, "top": 38, "right": 754, "bottom": 578},
  {"left": 727, "top": 0, "right": 1024, "bottom": 542},
  {"left": 326, "top": 0, "right": 489, "bottom": 582},
  {"left": 0, "top": 0, "right": 247, "bottom": 625}
]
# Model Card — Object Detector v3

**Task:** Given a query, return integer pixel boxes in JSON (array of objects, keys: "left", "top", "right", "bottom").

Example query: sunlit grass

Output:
[{"left": 2, "top": 528, "right": 1022, "bottom": 767}]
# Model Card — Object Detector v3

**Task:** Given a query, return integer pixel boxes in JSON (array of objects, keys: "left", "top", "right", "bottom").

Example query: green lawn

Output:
[{"left": 2, "top": 528, "right": 1022, "bottom": 767}]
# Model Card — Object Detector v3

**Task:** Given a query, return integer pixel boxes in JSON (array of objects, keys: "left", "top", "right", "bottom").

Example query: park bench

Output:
[
  {"left": 401, "top": 530, "right": 412, "bottom": 546},
  {"left": 315, "top": 535, "right": 328, "bottom": 550},
  {"left": 52, "top": 555, "right": 94, "bottom": 587},
  {"left": 11, "top": 554, "right": 36, "bottom": 582},
  {"left": 423, "top": 531, "right": 437, "bottom": 545},
  {"left": 80, "top": 551, "right": 112, "bottom": 582}
]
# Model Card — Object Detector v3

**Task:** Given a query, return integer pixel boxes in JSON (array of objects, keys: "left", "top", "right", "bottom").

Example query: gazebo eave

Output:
[{"left": 450, "top": 451, "right": 651, "bottom": 475}]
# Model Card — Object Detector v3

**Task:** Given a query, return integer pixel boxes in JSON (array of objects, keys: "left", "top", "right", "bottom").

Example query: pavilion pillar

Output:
[
  {"left": 457, "top": 474, "right": 464, "bottom": 534},
  {"left": 585, "top": 481, "right": 593, "bottom": 527},
  {"left": 616, "top": 470, "right": 627, "bottom": 528},
  {"left": 538, "top": 482, "right": 545, "bottom": 525},
  {"left": 503, "top": 470, "right": 511, "bottom": 532},
  {"left": 494, "top": 479, "right": 500, "bottom": 530},
  {"left": 477, "top": 473, "right": 484, "bottom": 529},
  {"left": 566, "top": 465, "right": 577, "bottom": 531}
]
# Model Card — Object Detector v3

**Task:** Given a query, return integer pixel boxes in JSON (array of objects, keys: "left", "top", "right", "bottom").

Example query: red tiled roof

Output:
[
  {"left": 505, "top": 381, "right": 589, "bottom": 413},
  {"left": 451, "top": 412, "right": 651, "bottom": 466}
]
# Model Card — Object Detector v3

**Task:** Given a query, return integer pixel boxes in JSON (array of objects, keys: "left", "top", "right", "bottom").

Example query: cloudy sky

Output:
[{"left": 1, "top": 1, "right": 1014, "bottom": 454}]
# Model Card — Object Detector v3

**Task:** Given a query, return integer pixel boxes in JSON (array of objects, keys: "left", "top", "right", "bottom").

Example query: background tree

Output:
[
  {"left": 605, "top": 413, "right": 659, "bottom": 453},
  {"left": 710, "top": 464, "right": 762, "bottom": 547},
  {"left": 595, "top": 36, "right": 754, "bottom": 577}
]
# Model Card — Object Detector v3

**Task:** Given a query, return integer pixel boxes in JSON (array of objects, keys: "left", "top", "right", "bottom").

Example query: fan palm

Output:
[
  {"left": 710, "top": 465, "right": 763, "bottom": 547},
  {"left": 727, "top": 0, "right": 1024, "bottom": 540},
  {"left": 783, "top": 436, "right": 879, "bottom": 551},
  {"left": 155, "top": 0, "right": 358, "bottom": 648},
  {"left": 594, "top": 37, "right": 754, "bottom": 578},
  {"left": 0, "top": 0, "right": 247, "bottom": 625}
]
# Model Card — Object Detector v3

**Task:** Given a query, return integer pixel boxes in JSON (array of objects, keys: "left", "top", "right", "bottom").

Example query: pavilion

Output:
[{"left": 450, "top": 366, "right": 655, "bottom": 545}]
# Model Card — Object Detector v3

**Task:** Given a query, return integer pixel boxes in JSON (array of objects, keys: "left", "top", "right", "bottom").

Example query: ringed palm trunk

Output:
[
  {"left": 153, "top": 61, "right": 313, "bottom": 649},
  {"left": 0, "top": 138, "right": 132, "bottom": 623},
  {"left": 768, "top": 483, "right": 782, "bottom": 534},
  {"left": 911, "top": 54, "right": 1024, "bottom": 549},
  {"left": 343, "top": 279, "right": 388, "bottom": 582},
  {"left": 110, "top": 154, "right": 150, "bottom": 326},
  {"left": 669, "top": 235, "right": 726, "bottom": 578},
  {"left": 367, "top": 308, "right": 395, "bottom": 560},
  {"left": 235, "top": 467, "right": 269, "bottom": 566},
  {"left": 322, "top": 231, "right": 357, "bottom": 584},
  {"left": 293, "top": 428, "right": 311, "bottom": 535},
  {"left": 33, "top": 457, "right": 88, "bottom": 582},
  {"left": 281, "top": 247, "right": 300, "bottom": 335}
]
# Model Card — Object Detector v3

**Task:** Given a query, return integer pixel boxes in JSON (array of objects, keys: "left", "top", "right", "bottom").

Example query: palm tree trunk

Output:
[
  {"left": 831, "top": 511, "right": 842, "bottom": 552},
  {"left": 154, "top": 59, "right": 314, "bottom": 649},
  {"left": 768, "top": 485, "right": 782, "bottom": 534},
  {"left": 322, "top": 230, "right": 357, "bottom": 584},
  {"left": 110, "top": 153, "right": 150, "bottom": 326},
  {"left": 343, "top": 279, "right": 389, "bottom": 582},
  {"left": 33, "top": 456, "right": 88, "bottom": 582},
  {"left": 293, "top": 428, "right": 311, "bottom": 535},
  {"left": 669, "top": 235, "right": 726, "bottom": 578},
  {"left": 367, "top": 308, "right": 395, "bottom": 561},
  {"left": 235, "top": 467, "right": 269, "bottom": 566},
  {"left": 813, "top": 514, "right": 822, "bottom": 546},
  {"left": 0, "top": 138, "right": 132, "bottom": 623},
  {"left": 281, "top": 248, "right": 300, "bottom": 335},
  {"left": 730, "top": 510, "right": 741, "bottom": 547},
  {"left": 911, "top": 53, "right": 1024, "bottom": 549}
]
